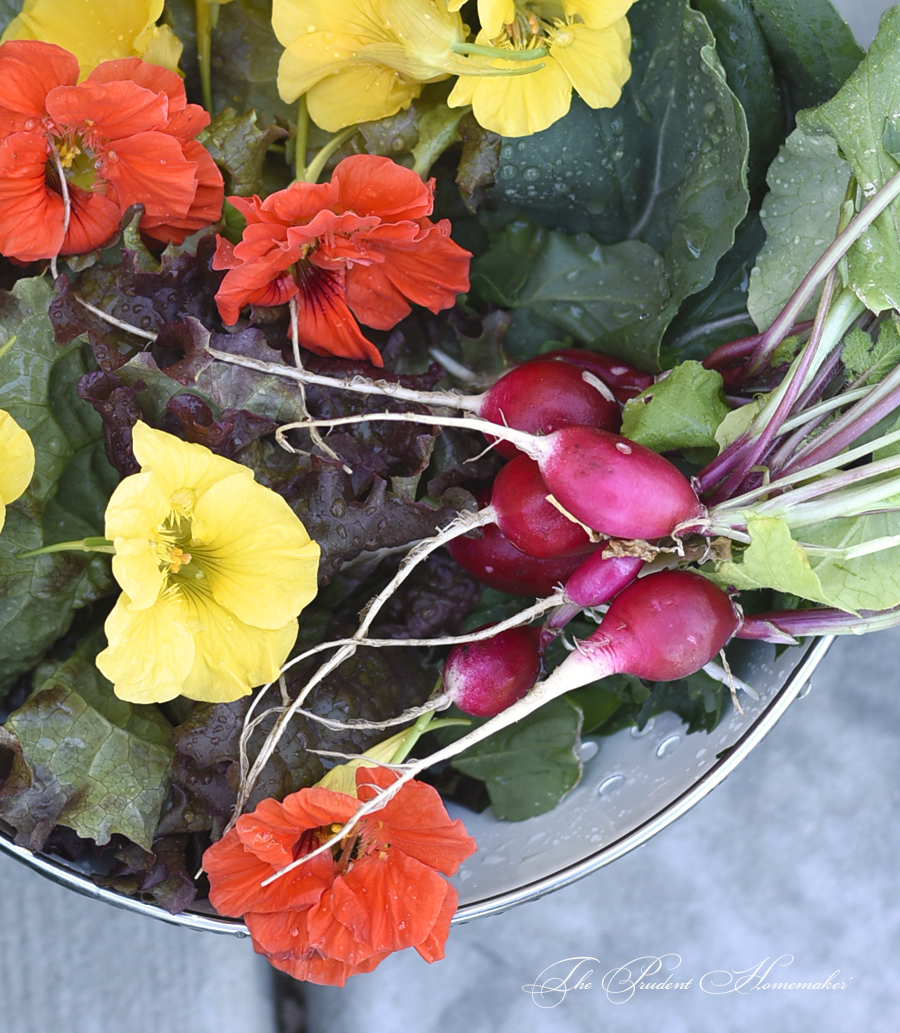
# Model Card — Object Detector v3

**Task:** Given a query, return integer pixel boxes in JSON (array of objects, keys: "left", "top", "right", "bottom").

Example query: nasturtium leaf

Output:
[
  {"left": 800, "top": 7, "right": 900, "bottom": 314},
  {"left": 448, "top": 697, "right": 584, "bottom": 821},
  {"left": 747, "top": 126, "right": 850, "bottom": 331},
  {"left": 621, "top": 361, "right": 730, "bottom": 452},
  {"left": 747, "top": 0, "right": 863, "bottom": 112},
  {"left": 0, "top": 277, "right": 116, "bottom": 691},
  {"left": 0, "top": 635, "right": 175, "bottom": 852},
  {"left": 482, "top": 0, "right": 749, "bottom": 369}
]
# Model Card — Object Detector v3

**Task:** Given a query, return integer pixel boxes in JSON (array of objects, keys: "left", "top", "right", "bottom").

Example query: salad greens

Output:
[{"left": 2, "top": 0, "right": 900, "bottom": 913}]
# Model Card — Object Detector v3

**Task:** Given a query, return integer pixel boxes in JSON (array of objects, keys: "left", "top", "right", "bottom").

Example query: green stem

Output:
[
  {"left": 301, "top": 125, "right": 358, "bottom": 184},
  {"left": 294, "top": 95, "right": 309, "bottom": 180},
  {"left": 18, "top": 536, "right": 115, "bottom": 560},
  {"left": 389, "top": 709, "right": 470, "bottom": 764},
  {"left": 195, "top": 0, "right": 213, "bottom": 114}
]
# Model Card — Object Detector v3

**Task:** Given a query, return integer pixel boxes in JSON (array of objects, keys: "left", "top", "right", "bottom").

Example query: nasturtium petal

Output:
[
  {"left": 96, "top": 590, "right": 195, "bottom": 704},
  {"left": 179, "top": 592, "right": 299, "bottom": 704},
  {"left": 194, "top": 475, "right": 320, "bottom": 631},
  {"left": 476, "top": 0, "right": 516, "bottom": 39},
  {"left": 305, "top": 63, "right": 422, "bottom": 133},
  {"left": 450, "top": 53, "right": 573, "bottom": 138},
  {"left": 130, "top": 421, "right": 253, "bottom": 503},
  {"left": 551, "top": 21, "right": 631, "bottom": 109},
  {"left": 0, "top": 0, "right": 182, "bottom": 77},
  {"left": 0, "top": 409, "right": 36, "bottom": 512},
  {"left": 562, "top": 0, "right": 635, "bottom": 29}
]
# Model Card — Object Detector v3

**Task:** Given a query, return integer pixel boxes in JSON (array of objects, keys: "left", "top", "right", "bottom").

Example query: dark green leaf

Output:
[
  {"left": 747, "top": 0, "right": 863, "bottom": 112},
  {"left": 483, "top": 0, "right": 750, "bottom": 369},
  {"left": 469, "top": 218, "right": 669, "bottom": 362},
  {"left": 0, "top": 277, "right": 116, "bottom": 691},
  {"left": 449, "top": 697, "right": 584, "bottom": 821},
  {"left": 691, "top": 0, "right": 783, "bottom": 199},
  {"left": 660, "top": 213, "right": 764, "bottom": 364},
  {"left": 0, "top": 634, "right": 175, "bottom": 852}
]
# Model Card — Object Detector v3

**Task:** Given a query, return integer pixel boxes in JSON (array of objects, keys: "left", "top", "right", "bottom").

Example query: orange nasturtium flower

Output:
[
  {"left": 95, "top": 423, "right": 320, "bottom": 705},
  {"left": 204, "top": 766, "right": 477, "bottom": 986},
  {"left": 212, "top": 154, "right": 471, "bottom": 367},
  {"left": 0, "top": 409, "right": 35, "bottom": 536},
  {"left": 0, "top": 40, "right": 224, "bottom": 264}
]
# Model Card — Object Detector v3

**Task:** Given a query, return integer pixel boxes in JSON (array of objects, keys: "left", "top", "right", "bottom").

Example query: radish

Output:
[
  {"left": 446, "top": 511, "right": 588, "bottom": 596},
  {"left": 490, "top": 454, "right": 597, "bottom": 559},
  {"left": 282, "top": 411, "right": 706, "bottom": 542},
  {"left": 563, "top": 547, "right": 645, "bottom": 609},
  {"left": 539, "top": 348, "right": 654, "bottom": 403},
  {"left": 442, "top": 623, "right": 543, "bottom": 717},
  {"left": 529, "top": 425, "right": 704, "bottom": 539},
  {"left": 477, "top": 358, "right": 621, "bottom": 458},
  {"left": 565, "top": 570, "right": 740, "bottom": 682}
]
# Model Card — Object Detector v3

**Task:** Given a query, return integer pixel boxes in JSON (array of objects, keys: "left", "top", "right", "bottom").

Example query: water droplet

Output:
[
  {"left": 498, "top": 164, "right": 517, "bottom": 180},
  {"left": 522, "top": 166, "right": 540, "bottom": 182},
  {"left": 796, "top": 680, "right": 813, "bottom": 699},
  {"left": 656, "top": 734, "right": 681, "bottom": 758},
  {"left": 631, "top": 718, "right": 655, "bottom": 738},
  {"left": 580, "top": 740, "right": 599, "bottom": 762},
  {"left": 564, "top": 269, "right": 581, "bottom": 283},
  {"left": 598, "top": 774, "right": 625, "bottom": 796}
]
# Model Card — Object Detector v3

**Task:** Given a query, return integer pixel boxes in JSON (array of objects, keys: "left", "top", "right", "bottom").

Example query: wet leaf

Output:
[
  {"left": 446, "top": 697, "right": 584, "bottom": 821},
  {"left": 0, "top": 277, "right": 116, "bottom": 691},
  {"left": 0, "top": 635, "right": 175, "bottom": 852}
]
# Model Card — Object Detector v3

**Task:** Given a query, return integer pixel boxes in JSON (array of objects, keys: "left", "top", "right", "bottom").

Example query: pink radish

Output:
[
  {"left": 442, "top": 624, "right": 543, "bottom": 717},
  {"left": 528, "top": 425, "right": 704, "bottom": 539},
  {"left": 539, "top": 348, "right": 654, "bottom": 402},
  {"left": 477, "top": 359, "right": 621, "bottom": 458},
  {"left": 566, "top": 570, "right": 740, "bottom": 682},
  {"left": 490, "top": 454, "right": 597, "bottom": 559}
]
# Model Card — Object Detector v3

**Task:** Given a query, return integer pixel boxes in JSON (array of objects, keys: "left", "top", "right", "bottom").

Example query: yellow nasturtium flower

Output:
[
  {"left": 1, "top": 0, "right": 183, "bottom": 77},
  {"left": 0, "top": 409, "right": 35, "bottom": 536},
  {"left": 448, "top": 0, "right": 635, "bottom": 137},
  {"left": 273, "top": 0, "right": 472, "bottom": 131},
  {"left": 95, "top": 423, "right": 320, "bottom": 705}
]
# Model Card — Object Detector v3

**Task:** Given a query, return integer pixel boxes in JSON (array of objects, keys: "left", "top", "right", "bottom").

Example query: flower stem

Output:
[
  {"left": 18, "top": 536, "right": 115, "bottom": 559},
  {"left": 195, "top": 0, "right": 213, "bottom": 113},
  {"left": 294, "top": 95, "right": 309, "bottom": 180},
  {"left": 389, "top": 710, "right": 470, "bottom": 765},
  {"left": 301, "top": 125, "right": 359, "bottom": 184}
]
